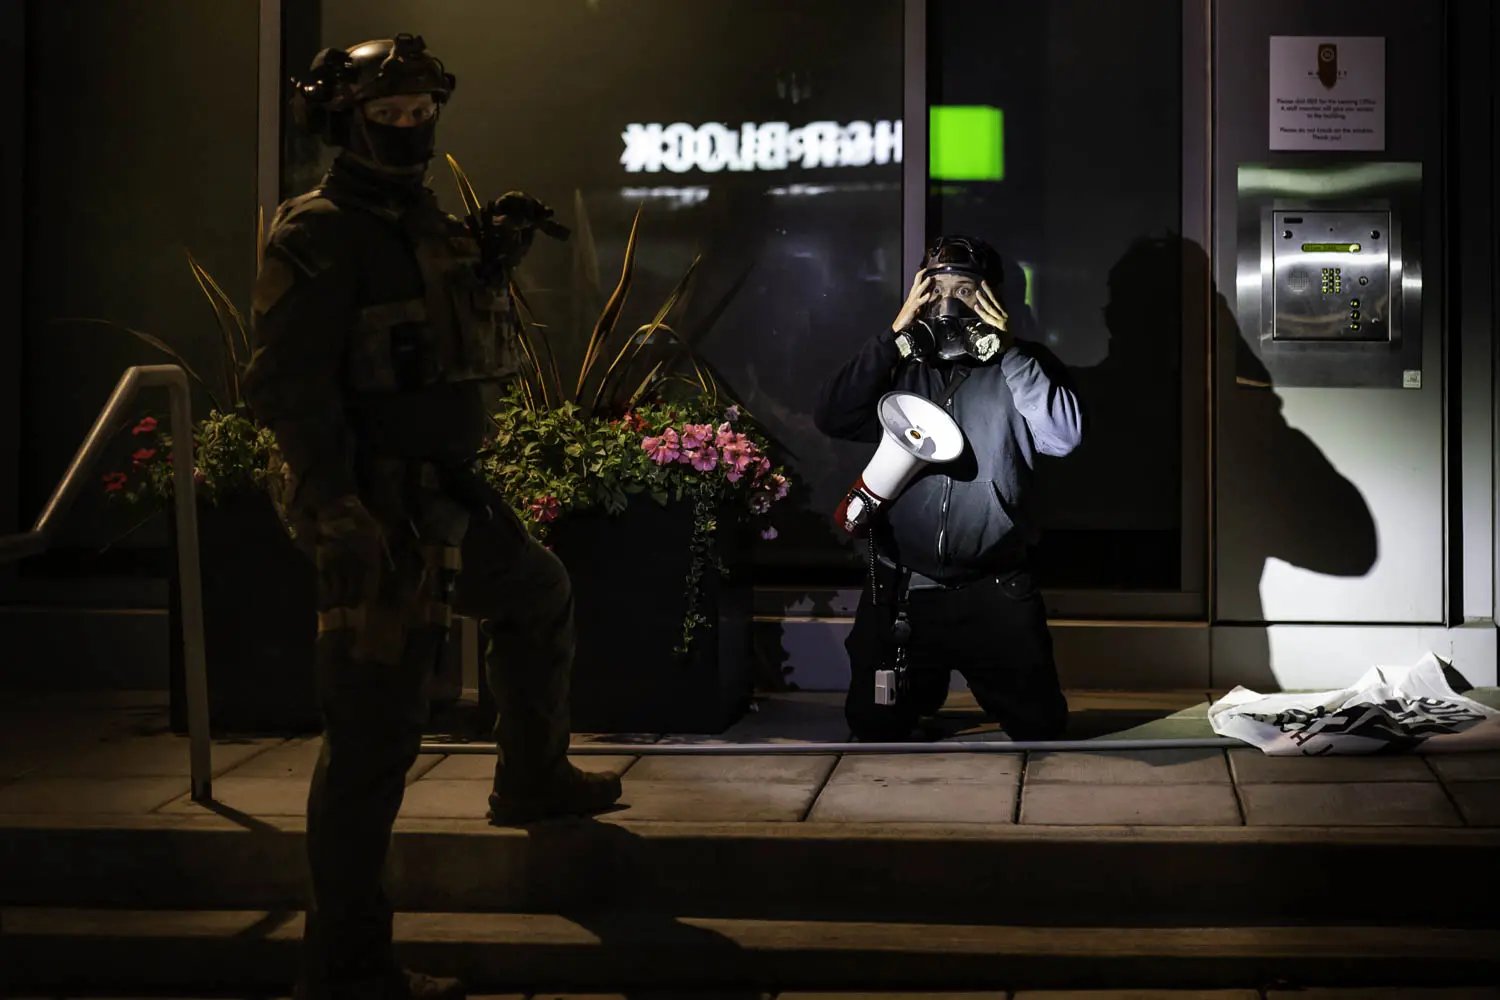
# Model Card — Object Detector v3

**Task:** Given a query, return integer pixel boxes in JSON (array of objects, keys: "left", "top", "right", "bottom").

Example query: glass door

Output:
[
  {"left": 913, "top": 0, "right": 1210, "bottom": 619},
  {"left": 270, "top": 0, "right": 1208, "bottom": 615}
]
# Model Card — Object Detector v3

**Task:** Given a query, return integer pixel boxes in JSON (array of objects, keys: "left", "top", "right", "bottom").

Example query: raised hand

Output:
[{"left": 892, "top": 270, "right": 937, "bottom": 334}]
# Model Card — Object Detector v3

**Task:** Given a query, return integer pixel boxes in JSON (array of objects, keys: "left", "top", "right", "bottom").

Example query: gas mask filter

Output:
[{"left": 895, "top": 271, "right": 1004, "bottom": 363}]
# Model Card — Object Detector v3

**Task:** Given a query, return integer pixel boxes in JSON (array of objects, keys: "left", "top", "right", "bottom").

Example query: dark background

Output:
[
  {"left": 16, "top": 0, "right": 260, "bottom": 584},
  {"left": 14, "top": 0, "right": 1186, "bottom": 593}
]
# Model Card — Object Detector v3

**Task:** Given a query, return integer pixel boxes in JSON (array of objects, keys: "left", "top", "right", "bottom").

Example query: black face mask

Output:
[
  {"left": 920, "top": 290, "right": 987, "bottom": 361},
  {"left": 348, "top": 117, "right": 437, "bottom": 173}
]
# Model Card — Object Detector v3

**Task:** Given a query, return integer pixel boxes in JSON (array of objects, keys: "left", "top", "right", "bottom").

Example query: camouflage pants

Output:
[{"left": 295, "top": 471, "right": 573, "bottom": 988}]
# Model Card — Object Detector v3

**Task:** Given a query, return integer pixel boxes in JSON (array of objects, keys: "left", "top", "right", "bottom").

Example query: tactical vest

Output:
[{"left": 270, "top": 188, "right": 522, "bottom": 394}]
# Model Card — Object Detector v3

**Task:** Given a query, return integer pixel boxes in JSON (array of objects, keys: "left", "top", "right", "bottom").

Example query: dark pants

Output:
[
  {"left": 300, "top": 493, "right": 573, "bottom": 990},
  {"left": 844, "top": 564, "right": 1068, "bottom": 742}
]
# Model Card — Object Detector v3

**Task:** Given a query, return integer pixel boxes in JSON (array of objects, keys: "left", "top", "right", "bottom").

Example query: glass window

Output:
[
  {"left": 283, "top": 0, "right": 905, "bottom": 584},
  {"left": 928, "top": 0, "right": 1186, "bottom": 590}
]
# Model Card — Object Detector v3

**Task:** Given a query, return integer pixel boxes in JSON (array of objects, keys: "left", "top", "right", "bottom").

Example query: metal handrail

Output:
[{"left": 0, "top": 364, "right": 211, "bottom": 802}]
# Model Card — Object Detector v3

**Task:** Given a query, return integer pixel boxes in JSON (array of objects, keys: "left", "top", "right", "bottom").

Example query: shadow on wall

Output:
[{"left": 1094, "top": 234, "right": 1378, "bottom": 689}]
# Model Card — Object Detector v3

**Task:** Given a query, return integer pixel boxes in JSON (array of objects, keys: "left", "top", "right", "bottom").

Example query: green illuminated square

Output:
[{"left": 929, "top": 105, "right": 1004, "bottom": 181}]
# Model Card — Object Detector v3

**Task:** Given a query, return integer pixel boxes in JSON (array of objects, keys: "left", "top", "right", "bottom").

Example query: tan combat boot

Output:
[{"left": 487, "top": 762, "right": 623, "bottom": 825}]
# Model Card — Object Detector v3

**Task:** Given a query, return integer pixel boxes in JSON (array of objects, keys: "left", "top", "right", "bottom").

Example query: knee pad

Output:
[{"left": 531, "top": 542, "right": 574, "bottom": 619}]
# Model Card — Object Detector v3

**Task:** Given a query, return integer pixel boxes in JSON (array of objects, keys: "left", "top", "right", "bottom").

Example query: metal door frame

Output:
[
  {"left": 903, "top": 0, "right": 1213, "bottom": 623},
  {"left": 257, "top": 0, "right": 282, "bottom": 234}
]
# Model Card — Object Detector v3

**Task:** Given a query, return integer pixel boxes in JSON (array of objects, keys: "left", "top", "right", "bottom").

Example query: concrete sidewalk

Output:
[
  {"left": 1, "top": 688, "right": 1497, "bottom": 828},
  {"left": 3, "top": 689, "right": 1498, "bottom": 994}
]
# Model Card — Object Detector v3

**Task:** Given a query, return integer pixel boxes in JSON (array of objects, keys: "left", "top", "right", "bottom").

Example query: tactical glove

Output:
[{"left": 479, "top": 191, "right": 557, "bottom": 271}]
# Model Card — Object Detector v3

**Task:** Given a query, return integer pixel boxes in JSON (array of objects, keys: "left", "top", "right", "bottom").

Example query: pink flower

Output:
[
  {"left": 766, "top": 473, "right": 789, "bottom": 500},
  {"left": 714, "top": 422, "right": 736, "bottom": 449},
  {"left": 529, "top": 495, "right": 561, "bottom": 523},
  {"left": 131, "top": 416, "right": 158, "bottom": 436},
  {"left": 760, "top": 525, "right": 778, "bottom": 540},
  {"left": 688, "top": 446, "right": 719, "bottom": 472},
  {"left": 679, "top": 423, "right": 712, "bottom": 450},
  {"left": 753, "top": 457, "right": 771, "bottom": 479},
  {"left": 721, "top": 435, "right": 756, "bottom": 474},
  {"left": 724, "top": 405, "right": 741, "bottom": 422},
  {"left": 726, "top": 468, "right": 743, "bottom": 483},
  {"left": 642, "top": 428, "right": 680, "bottom": 464}
]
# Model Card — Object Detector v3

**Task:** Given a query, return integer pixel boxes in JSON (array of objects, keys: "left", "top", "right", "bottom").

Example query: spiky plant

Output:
[
  {"left": 444, "top": 156, "right": 791, "bottom": 655},
  {"left": 445, "top": 154, "right": 739, "bottom": 420},
  {"left": 60, "top": 211, "right": 275, "bottom": 515}
]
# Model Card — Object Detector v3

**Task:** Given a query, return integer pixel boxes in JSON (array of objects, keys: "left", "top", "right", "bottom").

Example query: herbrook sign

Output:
[{"left": 620, "top": 120, "right": 904, "bottom": 173}]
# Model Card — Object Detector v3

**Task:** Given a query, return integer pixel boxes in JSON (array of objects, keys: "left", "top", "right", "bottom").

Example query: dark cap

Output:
[{"left": 920, "top": 235, "right": 1004, "bottom": 285}]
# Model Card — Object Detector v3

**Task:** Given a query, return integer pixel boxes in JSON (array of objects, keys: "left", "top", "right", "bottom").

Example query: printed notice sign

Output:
[{"left": 1269, "top": 36, "right": 1385, "bottom": 150}]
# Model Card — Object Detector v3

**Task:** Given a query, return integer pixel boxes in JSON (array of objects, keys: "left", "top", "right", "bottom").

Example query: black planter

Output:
[
  {"left": 167, "top": 491, "right": 320, "bottom": 736},
  {"left": 545, "top": 495, "right": 754, "bottom": 734}
]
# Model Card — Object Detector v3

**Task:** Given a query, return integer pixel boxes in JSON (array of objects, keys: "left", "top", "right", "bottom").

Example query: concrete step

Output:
[
  {"left": 4, "top": 815, "right": 1499, "bottom": 927},
  {"left": 3, "top": 908, "right": 1497, "bottom": 994}
]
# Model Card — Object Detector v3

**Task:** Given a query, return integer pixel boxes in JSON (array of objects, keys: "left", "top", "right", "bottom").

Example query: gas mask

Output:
[
  {"left": 894, "top": 235, "right": 1009, "bottom": 364},
  {"left": 348, "top": 115, "right": 437, "bottom": 173},
  {"left": 895, "top": 273, "right": 1006, "bottom": 363}
]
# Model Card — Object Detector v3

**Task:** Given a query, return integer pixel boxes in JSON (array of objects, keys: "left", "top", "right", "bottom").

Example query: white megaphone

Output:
[{"left": 835, "top": 391, "right": 964, "bottom": 534}]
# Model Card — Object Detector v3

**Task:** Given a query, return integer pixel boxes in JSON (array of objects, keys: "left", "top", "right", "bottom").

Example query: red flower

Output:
[
  {"left": 131, "top": 447, "right": 157, "bottom": 467},
  {"left": 529, "top": 495, "right": 561, "bottom": 523},
  {"left": 102, "top": 471, "right": 128, "bottom": 493},
  {"left": 131, "top": 416, "right": 158, "bottom": 436}
]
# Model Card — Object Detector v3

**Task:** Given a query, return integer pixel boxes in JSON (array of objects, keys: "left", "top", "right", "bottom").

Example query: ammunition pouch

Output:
[
  {"left": 344, "top": 218, "right": 521, "bottom": 393},
  {"left": 264, "top": 443, "right": 316, "bottom": 550},
  {"left": 315, "top": 457, "right": 472, "bottom": 665}
]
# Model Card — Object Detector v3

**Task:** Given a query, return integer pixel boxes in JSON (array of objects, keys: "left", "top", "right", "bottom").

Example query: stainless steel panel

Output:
[
  {"left": 1214, "top": 0, "right": 1445, "bottom": 628},
  {"left": 1235, "top": 163, "right": 1422, "bottom": 388}
]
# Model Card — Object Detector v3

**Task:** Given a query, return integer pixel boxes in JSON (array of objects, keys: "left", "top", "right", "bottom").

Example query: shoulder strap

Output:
[{"left": 936, "top": 365, "right": 972, "bottom": 407}]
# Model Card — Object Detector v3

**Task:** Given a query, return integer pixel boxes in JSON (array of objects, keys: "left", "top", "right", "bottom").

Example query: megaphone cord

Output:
[{"left": 869, "top": 532, "right": 915, "bottom": 702}]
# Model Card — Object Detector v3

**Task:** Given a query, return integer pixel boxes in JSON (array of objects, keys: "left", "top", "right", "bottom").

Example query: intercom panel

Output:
[
  {"left": 1236, "top": 163, "right": 1421, "bottom": 388},
  {"left": 1271, "top": 210, "right": 1391, "bottom": 342}
]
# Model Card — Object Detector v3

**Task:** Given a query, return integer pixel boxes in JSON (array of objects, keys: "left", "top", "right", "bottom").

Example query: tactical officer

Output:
[
  {"left": 242, "top": 35, "right": 622, "bottom": 1000},
  {"left": 815, "top": 236, "right": 1084, "bottom": 743}
]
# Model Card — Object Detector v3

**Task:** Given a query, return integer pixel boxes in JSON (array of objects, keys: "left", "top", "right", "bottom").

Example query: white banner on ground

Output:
[{"left": 1208, "top": 653, "right": 1500, "bottom": 755}]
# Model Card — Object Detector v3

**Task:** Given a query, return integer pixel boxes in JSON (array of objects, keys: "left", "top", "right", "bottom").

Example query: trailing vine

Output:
[{"left": 677, "top": 483, "right": 726, "bottom": 655}]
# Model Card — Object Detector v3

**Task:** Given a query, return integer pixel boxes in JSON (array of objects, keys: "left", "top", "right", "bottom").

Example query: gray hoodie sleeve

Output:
[{"left": 998, "top": 340, "right": 1084, "bottom": 457}]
